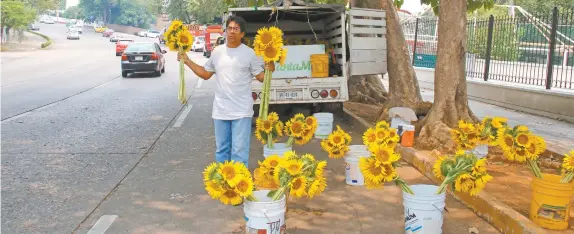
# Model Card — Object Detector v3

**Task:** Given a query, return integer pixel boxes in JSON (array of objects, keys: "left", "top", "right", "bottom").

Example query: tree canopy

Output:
[{"left": 78, "top": 0, "right": 154, "bottom": 28}]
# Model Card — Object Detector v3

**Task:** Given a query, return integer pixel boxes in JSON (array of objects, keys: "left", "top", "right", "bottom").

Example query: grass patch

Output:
[{"left": 26, "top": 30, "right": 53, "bottom": 48}]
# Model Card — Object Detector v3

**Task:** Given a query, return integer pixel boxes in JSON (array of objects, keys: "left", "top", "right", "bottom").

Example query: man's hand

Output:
[
  {"left": 177, "top": 51, "right": 190, "bottom": 63},
  {"left": 265, "top": 62, "right": 275, "bottom": 72}
]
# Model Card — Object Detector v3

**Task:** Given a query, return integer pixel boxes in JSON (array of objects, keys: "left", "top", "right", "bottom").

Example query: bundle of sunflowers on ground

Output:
[
  {"left": 254, "top": 112, "right": 318, "bottom": 151},
  {"left": 163, "top": 20, "right": 193, "bottom": 104},
  {"left": 253, "top": 151, "right": 328, "bottom": 201},
  {"left": 203, "top": 161, "right": 257, "bottom": 205},
  {"left": 450, "top": 117, "right": 508, "bottom": 158},
  {"left": 320, "top": 125, "right": 352, "bottom": 159}
]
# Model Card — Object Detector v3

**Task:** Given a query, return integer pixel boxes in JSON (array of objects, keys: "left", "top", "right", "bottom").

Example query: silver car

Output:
[
  {"left": 120, "top": 42, "right": 167, "bottom": 77},
  {"left": 67, "top": 30, "right": 80, "bottom": 40}
]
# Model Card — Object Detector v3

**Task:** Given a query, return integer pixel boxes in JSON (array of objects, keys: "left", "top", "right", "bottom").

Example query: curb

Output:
[
  {"left": 26, "top": 30, "right": 53, "bottom": 49},
  {"left": 341, "top": 108, "right": 549, "bottom": 234}
]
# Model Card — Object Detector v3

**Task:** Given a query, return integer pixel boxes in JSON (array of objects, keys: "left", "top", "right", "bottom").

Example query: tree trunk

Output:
[
  {"left": 347, "top": 0, "right": 388, "bottom": 104},
  {"left": 416, "top": 0, "right": 478, "bottom": 153},
  {"left": 376, "top": 0, "right": 431, "bottom": 120}
]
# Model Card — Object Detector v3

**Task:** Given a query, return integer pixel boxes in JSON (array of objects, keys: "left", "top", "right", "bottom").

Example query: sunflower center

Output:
[
  {"left": 388, "top": 131, "right": 396, "bottom": 138},
  {"left": 368, "top": 134, "right": 376, "bottom": 142},
  {"left": 569, "top": 160, "right": 574, "bottom": 167},
  {"left": 291, "top": 122, "right": 303, "bottom": 134},
  {"left": 376, "top": 150, "right": 390, "bottom": 162},
  {"left": 333, "top": 136, "right": 343, "bottom": 144},
  {"left": 236, "top": 180, "right": 249, "bottom": 192},
  {"left": 260, "top": 32, "right": 273, "bottom": 45},
  {"left": 306, "top": 118, "right": 314, "bottom": 125},
  {"left": 289, "top": 164, "right": 300, "bottom": 172},
  {"left": 516, "top": 149, "right": 526, "bottom": 156},
  {"left": 179, "top": 34, "right": 190, "bottom": 44},
  {"left": 528, "top": 144, "right": 536, "bottom": 154},
  {"left": 221, "top": 167, "right": 235, "bottom": 179},
  {"left": 263, "top": 121, "right": 272, "bottom": 130},
  {"left": 504, "top": 136, "right": 514, "bottom": 147},
  {"left": 517, "top": 135, "right": 529, "bottom": 145},
  {"left": 376, "top": 131, "right": 386, "bottom": 139},
  {"left": 269, "top": 160, "right": 279, "bottom": 167},
  {"left": 369, "top": 165, "right": 382, "bottom": 175},
  {"left": 292, "top": 178, "right": 302, "bottom": 190},
  {"left": 223, "top": 189, "right": 238, "bottom": 198},
  {"left": 264, "top": 46, "right": 278, "bottom": 59}
]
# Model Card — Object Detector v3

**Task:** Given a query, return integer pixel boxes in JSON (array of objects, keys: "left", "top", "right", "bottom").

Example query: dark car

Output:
[{"left": 120, "top": 42, "right": 166, "bottom": 77}]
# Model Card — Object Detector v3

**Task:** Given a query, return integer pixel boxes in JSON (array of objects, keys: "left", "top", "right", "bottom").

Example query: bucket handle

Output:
[
  {"left": 260, "top": 209, "right": 273, "bottom": 223},
  {"left": 432, "top": 203, "right": 449, "bottom": 213}
]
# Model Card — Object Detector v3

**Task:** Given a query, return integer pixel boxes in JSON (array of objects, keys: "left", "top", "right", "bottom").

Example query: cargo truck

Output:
[{"left": 222, "top": 1, "right": 388, "bottom": 118}]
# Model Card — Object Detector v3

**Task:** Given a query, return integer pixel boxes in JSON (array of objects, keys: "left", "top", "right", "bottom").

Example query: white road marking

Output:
[
  {"left": 195, "top": 78, "right": 203, "bottom": 88},
  {"left": 173, "top": 104, "right": 193, "bottom": 128},
  {"left": 87, "top": 215, "right": 118, "bottom": 234}
]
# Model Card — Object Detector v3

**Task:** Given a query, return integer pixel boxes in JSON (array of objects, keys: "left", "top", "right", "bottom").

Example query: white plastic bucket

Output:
[
  {"left": 403, "top": 184, "right": 446, "bottom": 234},
  {"left": 244, "top": 190, "right": 287, "bottom": 234},
  {"left": 344, "top": 145, "right": 371, "bottom": 186},
  {"left": 263, "top": 143, "right": 292, "bottom": 158},
  {"left": 466, "top": 144, "right": 488, "bottom": 159},
  {"left": 313, "top": 112, "right": 334, "bottom": 139}
]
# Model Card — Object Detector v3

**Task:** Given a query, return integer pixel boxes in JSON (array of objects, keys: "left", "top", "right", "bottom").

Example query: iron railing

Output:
[{"left": 402, "top": 7, "right": 574, "bottom": 90}]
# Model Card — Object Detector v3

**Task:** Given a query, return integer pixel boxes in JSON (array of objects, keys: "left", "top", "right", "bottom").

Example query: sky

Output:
[{"left": 400, "top": 0, "right": 426, "bottom": 14}]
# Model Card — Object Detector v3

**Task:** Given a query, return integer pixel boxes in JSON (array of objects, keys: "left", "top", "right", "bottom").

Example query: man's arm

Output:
[
  {"left": 178, "top": 52, "right": 214, "bottom": 80},
  {"left": 184, "top": 59, "right": 214, "bottom": 80}
]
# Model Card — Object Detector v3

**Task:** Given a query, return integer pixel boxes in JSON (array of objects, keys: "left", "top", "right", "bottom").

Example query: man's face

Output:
[{"left": 226, "top": 21, "right": 244, "bottom": 45}]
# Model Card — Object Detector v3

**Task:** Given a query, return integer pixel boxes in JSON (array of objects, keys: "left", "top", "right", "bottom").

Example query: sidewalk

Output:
[
  {"left": 74, "top": 93, "right": 499, "bottom": 233},
  {"left": 382, "top": 77, "right": 574, "bottom": 156}
]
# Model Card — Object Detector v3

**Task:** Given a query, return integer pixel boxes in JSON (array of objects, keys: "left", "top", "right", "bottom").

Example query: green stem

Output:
[
  {"left": 271, "top": 187, "right": 286, "bottom": 201},
  {"left": 267, "top": 133, "right": 274, "bottom": 149},
  {"left": 246, "top": 194, "right": 259, "bottom": 202},
  {"left": 286, "top": 136, "right": 295, "bottom": 147},
  {"left": 561, "top": 172, "right": 574, "bottom": 183},
  {"left": 263, "top": 69, "right": 272, "bottom": 120},
  {"left": 394, "top": 177, "right": 414, "bottom": 195},
  {"left": 527, "top": 159, "right": 543, "bottom": 179},
  {"left": 179, "top": 55, "right": 186, "bottom": 104},
  {"left": 259, "top": 69, "right": 269, "bottom": 118}
]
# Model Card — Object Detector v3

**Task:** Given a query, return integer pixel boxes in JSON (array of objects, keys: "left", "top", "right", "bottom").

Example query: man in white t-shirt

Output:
[{"left": 178, "top": 16, "right": 273, "bottom": 167}]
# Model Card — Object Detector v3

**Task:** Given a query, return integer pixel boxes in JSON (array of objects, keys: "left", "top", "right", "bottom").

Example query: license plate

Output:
[
  {"left": 135, "top": 56, "right": 143, "bottom": 61},
  {"left": 278, "top": 91, "right": 301, "bottom": 100}
]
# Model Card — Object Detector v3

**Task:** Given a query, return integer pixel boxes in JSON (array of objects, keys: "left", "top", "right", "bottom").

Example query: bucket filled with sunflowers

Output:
[
  {"left": 255, "top": 112, "right": 318, "bottom": 158},
  {"left": 248, "top": 151, "right": 327, "bottom": 233},
  {"left": 496, "top": 123, "right": 574, "bottom": 230}
]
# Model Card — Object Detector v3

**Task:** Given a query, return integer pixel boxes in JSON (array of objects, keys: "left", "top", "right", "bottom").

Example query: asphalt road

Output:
[{"left": 1, "top": 24, "right": 500, "bottom": 234}]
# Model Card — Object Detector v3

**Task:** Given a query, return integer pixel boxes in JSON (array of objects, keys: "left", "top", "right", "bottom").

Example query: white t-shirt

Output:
[{"left": 204, "top": 43, "right": 264, "bottom": 120}]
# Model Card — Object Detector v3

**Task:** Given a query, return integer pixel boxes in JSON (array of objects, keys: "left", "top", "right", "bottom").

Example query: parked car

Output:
[
  {"left": 44, "top": 18, "right": 55, "bottom": 24},
  {"left": 28, "top": 23, "right": 40, "bottom": 31},
  {"left": 145, "top": 30, "right": 161, "bottom": 38},
  {"left": 120, "top": 42, "right": 167, "bottom": 77},
  {"left": 192, "top": 36, "right": 205, "bottom": 52},
  {"left": 71, "top": 25, "right": 83, "bottom": 34},
  {"left": 109, "top": 34, "right": 122, "bottom": 42},
  {"left": 102, "top": 29, "right": 114, "bottom": 37},
  {"left": 115, "top": 39, "right": 133, "bottom": 56},
  {"left": 137, "top": 30, "right": 147, "bottom": 37},
  {"left": 67, "top": 30, "right": 80, "bottom": 40}
]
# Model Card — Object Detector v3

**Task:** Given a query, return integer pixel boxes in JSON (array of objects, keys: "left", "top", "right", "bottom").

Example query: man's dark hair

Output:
[{"left": 226, "top": 15, "right": 247, "bottom": 33}]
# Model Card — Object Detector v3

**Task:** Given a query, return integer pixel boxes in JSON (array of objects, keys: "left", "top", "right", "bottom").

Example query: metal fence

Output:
[{"left": 402, "top": 7, "right": 574, "bottom": 90}]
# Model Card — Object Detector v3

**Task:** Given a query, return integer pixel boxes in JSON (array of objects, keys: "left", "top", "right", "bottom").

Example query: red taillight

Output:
[
  {"left": 121, "top": 54, "right": 127, "bottom": 61},
  {"left": 320, "top": 90, "right": 328, "bottom": 98},
  {"left": 252, "top": 92, "right": 258, "bottom": 101},
  {"left": 150, "top": 52, "right": 158, "bottom": 60}
]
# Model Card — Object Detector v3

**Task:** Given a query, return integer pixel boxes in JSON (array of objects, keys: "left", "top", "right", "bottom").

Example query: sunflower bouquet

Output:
[
  {"left": 164, "top": 20, "right": 193, "bottom": 104},
  {"left": 258, "top": 151, "right": 328, "bottom": 201},
  {"left": 480, "top": 116, "right": 508, "bottom": 146},
  {"left": 282, "top": 113, "right": 317, "bottom": 147},
  {"left": 362, "top": 121, "right": 400, "bottom": 148},
  {"left": 450, "top": 120, "right": 483, "bottom": 151},
  {"left": 253, "top": 26, "right": 288, "bottom": 122},
  {"left": 560, "top": 150, "right": 574, "bottom": 183},
  {"left": 433, "top": 151, "right": 494, "bottom": 196},
  {"left": 254, "top": 112, "right": 284, "bottom": 146},
  {"left": 358, "top": 141, "right": 413, "bottom": 193},
  {"left": 496, "top": 125, "right": 546, "bottom": 179},
  {"left": 320, "top": 125, "right": 352, "bottom": 159},
  {"left": 203, "top": 161, "right": 257, "bottom": 205}
]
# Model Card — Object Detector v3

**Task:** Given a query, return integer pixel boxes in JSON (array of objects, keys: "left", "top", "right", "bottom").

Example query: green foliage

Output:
[
  {"left": 467, "top": 18, "right": 524, "bottom": 61},
  {"left": 113, "top": 1, "right": 153, "bottom": 28},
  {"left": 1, "top": 1, "right": 37, "bottom": 28},
  {"left": 62, "top": 5, "right": 84, "bottom": 19},
  {"left": 27, "top": 30, "right": 53, "bottom": 48},
  {"left": 514, "top": 0, "right": 574, "bottom": 15},
  {"left": 421, "top": 0, "right": 495, "bottom": 15}
]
